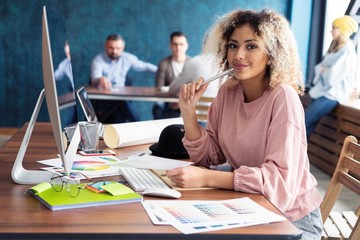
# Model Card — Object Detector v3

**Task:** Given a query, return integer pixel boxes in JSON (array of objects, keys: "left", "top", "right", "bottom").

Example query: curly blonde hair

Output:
[{"left": 202, "top": 9, "right": 304, "bottom": 95}]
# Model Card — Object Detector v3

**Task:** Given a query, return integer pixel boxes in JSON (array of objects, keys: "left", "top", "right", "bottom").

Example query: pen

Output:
[
  {"left": 200, "top": 68, "right": 234, "bottom": 86},
  {"left": 123, "top": 152, "right": 146, "bottom": 161}
]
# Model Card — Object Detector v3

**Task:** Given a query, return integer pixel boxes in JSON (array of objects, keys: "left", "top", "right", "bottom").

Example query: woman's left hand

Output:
[{"left": 166, "top": 166, "right": 207, "bottom": 188}]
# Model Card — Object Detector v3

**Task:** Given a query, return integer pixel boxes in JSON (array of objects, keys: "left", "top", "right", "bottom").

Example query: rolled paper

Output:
[
  {"left": 62, "top": 131, "right": 68, "bottom": 150},
  {"left": 103, "top": 118, "right": 183, "bottom": 149}
]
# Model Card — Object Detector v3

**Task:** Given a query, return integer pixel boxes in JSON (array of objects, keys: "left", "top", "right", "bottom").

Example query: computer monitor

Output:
[
  {"left": 11, "top": 6, "right": 80, "bottom": 184},
  {"left": 42, "top": 6, "right": 81, "bottom": 177},
  {"left": 44, "top": 7, "right": 77, "bottom": 129}
]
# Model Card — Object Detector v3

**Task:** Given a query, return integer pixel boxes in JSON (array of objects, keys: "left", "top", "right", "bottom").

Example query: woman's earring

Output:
[{"left": 267, "top": 60, "right": 271, "bottom": 65}]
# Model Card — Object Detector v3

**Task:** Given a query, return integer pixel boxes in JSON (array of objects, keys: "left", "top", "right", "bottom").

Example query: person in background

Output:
[
  {"left": 54, "top": 40, "right": 76, "bottom": 128},
  {"left": 153, "top": 31, "right": 191, "bottom": 119},
  {"left": 55, "top": 41, "right": 74, "bottom": 90},
  {"left": 166, "top": 9, "right": 323, "bottom": 239},
  {"left": 90, "top": 34, "right": 157, "bottom": 123},
  {"left": 305, "top": 16, "right": 358, "bottom": 140}
]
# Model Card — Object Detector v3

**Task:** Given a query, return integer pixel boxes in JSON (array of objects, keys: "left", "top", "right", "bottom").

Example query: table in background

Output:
[
  {"left": 86, "top": 86, "right": 178, "bottom": 102},
  {"left": 0, "top": 122, "right": 302, "bottom": 240}
]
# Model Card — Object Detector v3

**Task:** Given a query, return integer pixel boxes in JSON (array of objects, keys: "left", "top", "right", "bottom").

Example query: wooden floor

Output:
[{"left": 0, "top": 130, "right": 358, "bottom": 213}]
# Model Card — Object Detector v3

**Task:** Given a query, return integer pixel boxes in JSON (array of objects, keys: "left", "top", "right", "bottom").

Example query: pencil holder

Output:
[{"left": 64, "top": 121, "right": 102, "bottom": 151}]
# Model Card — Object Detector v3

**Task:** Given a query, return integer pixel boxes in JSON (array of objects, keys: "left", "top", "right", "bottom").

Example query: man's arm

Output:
[
  {"left": 90, "top": 55, "right": 104, "bottom": 86},
  {"left": 90, "top": 54, "right": 112, "bottom": 89},
  {"left": 155, "top": 59, "right": 169, "bottom": 87},
  {"left": 127, "top": 52, "right": 157, "bottom": 73}
]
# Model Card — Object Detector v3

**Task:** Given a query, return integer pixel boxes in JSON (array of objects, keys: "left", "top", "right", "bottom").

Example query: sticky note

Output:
[
  {"left": 100, "top": 182, "right": 134, "bottom": 196},
  {"left": 30, "top": 182, "right": 52, "bottom": 195}
]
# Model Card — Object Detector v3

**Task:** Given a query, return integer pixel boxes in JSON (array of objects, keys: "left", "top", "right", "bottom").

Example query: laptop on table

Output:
[{"left": 76, "top": 86, "right": 105, "bottom": 137}]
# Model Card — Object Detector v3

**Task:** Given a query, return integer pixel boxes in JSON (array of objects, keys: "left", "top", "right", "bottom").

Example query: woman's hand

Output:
[
  {"left": 178, "top": 78, "right": 210, "bottom": 141},
  {"left": 166, "top": 166, "right": 208, "bottom": 188},
  {"left": 166, "top": 165, "right": 235, "bottom": 190},
  {"left": 179, "top": 78, "right": 209, "bottom": 114}
]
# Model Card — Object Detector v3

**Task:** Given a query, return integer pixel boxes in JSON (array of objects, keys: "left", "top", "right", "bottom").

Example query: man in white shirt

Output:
[{"left": 153, "top": 32, "right": 191, "bottom": 119}]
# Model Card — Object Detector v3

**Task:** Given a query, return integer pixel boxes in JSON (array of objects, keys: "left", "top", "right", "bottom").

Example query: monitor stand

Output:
[{"left": 11, "top": 89, "right": 80, "bottom": 184}]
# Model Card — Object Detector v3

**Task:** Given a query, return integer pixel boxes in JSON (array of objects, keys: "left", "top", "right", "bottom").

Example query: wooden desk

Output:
[
  {"left": 0, "top": 123, "right": 302, "bottom": 239},
  {"left": 86, "top": 86, "right": 178, "bottom": 103},
  {"left": 58, "top": 91, "right": 77, "bottom": 110}
]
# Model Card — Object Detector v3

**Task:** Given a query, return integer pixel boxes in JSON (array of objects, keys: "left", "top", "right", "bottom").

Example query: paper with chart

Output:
[
  {"left": 102, "top": 117, "right": 183, "bottom": 148},
  {"left": 38, "top": 154, "right": 123, "bottom": 178},
  {"left": 38, "top": 153, "right": 192, "bottom": 178},
  {"left": 142, "top": 197, "right": 285, "bottom": 234}
]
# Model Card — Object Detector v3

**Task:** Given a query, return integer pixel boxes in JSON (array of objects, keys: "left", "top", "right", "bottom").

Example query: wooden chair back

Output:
[
  {"left": 195, "top": 96, "right": 214, "bottom": 122},
  {"left": 320, "top": 135, "right": 360, "bottom": 239}
]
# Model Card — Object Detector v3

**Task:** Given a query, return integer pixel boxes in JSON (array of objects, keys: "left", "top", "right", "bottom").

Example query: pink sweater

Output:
[{"left": 183, "top": 83, "right": 322, "bottom": 221}]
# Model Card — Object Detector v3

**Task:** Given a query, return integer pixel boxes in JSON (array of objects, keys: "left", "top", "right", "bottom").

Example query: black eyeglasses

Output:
[{"left": 51, "top": 172, "right": 92, "bottom": 198}]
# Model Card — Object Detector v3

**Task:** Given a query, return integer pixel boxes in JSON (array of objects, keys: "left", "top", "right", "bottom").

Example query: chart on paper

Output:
[{"left": 38, "top": 155, "right": 123, "bottom": 178}]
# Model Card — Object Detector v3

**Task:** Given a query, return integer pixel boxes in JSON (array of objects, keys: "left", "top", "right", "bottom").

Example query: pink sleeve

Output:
[
  {"left": 182, "top": 127, "right": 227, "bottom": 167},
  {"left": 182, "top": 91, "right": 228, "bottom": 167}
]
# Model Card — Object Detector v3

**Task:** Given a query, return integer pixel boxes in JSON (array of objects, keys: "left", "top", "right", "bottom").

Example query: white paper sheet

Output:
[
  {"left": 38, "top": 154, "right": 192, "bottom": 179},
  {"left": 142, "top": 197, "right": 285, "bottom": 234},
  {"left": 115, "top": 154, "right": 192, "bottom": 170}
]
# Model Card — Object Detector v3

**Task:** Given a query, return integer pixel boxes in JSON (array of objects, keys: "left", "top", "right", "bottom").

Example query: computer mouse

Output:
[{"left": 142, "top": 188, "right": 181, "bottom": 199}]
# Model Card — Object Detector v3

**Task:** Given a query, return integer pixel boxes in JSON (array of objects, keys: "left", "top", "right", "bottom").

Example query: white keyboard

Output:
[{"left": 119, "top": 168, "right": 171, "bottom": 192}]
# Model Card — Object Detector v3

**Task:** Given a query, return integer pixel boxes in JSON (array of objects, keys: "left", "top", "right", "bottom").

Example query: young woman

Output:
[
  {"left": 166, "top": 9, "right": 323, "bottom": 239},
  {"left": 305, "top": 15, "right": 358, "bottom": 139}
]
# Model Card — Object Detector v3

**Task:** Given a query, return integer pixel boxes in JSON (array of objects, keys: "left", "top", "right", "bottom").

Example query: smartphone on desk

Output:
[{"left": 79, "top": 149, "right": 116, "bottom": 156}]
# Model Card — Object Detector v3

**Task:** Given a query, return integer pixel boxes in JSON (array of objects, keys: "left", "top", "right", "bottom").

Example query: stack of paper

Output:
[{"left": 142, "top": 197, "right": 285, "bottom": 234}]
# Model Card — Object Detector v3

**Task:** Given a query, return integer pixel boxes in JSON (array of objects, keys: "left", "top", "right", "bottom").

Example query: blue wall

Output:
[
  {"left": 290, "top": 0, "right": 312, "bottom": 76},
  {"left": 0, "top": 0, "right": 293, "bottom": 127}
]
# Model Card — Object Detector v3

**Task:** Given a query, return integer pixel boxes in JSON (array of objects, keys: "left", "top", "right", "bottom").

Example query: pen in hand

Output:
[{"left": 200, "top": 68, "right": 234, "bottom": 86}]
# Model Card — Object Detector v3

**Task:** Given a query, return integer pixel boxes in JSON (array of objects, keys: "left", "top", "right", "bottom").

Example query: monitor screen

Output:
[
  {"left": 44, "top": 6, "right": 77, "bottom": 129},
  {"left": 42, "top": 6, "right": 78, "bottom": 176}
]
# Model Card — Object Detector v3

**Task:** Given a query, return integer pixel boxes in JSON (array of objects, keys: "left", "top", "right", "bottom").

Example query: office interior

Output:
[
  {"left": 0, "top": 0, "right": 358, "bottom": 207},
  {"left": 0, "top": 0, "right": 343, "bottom": 127}
]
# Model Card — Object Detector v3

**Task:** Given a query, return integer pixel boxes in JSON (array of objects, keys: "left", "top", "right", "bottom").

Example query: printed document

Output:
[{"left": 142, "top": 197, "right": 285, "bottom": 234}]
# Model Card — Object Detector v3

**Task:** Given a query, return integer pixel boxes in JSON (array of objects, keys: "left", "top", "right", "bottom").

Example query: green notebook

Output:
[{"left": 28, "top": 182, "right": 142, "bottom": 211}]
